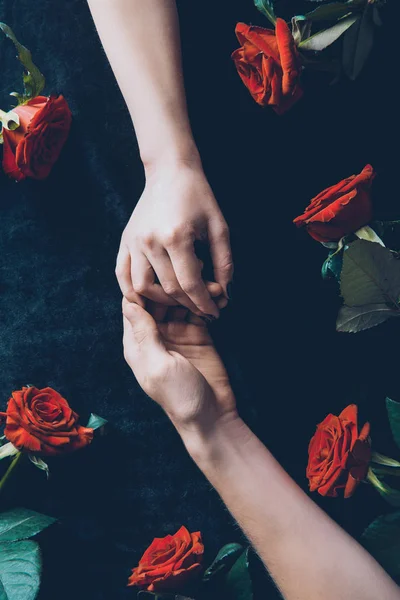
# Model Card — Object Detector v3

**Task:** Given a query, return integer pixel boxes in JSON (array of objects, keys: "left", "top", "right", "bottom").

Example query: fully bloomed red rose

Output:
[
  {"left": 2, "top": 95, "right": 72, "bottom": 181},
  {"left": 0, "top": 386, "right": 93, "bottom": 456},
  {"left": 128, "top": 526, "right": 204, "bottom": 592},
  {"left": 231, "top": 19, "right": 303, "bottom": 114},
  {"left": 293, "top": 164, "right": 375, "bottom": 242},
  {"left": 307, "top": 404, "right": 371, "bottom": 498}
]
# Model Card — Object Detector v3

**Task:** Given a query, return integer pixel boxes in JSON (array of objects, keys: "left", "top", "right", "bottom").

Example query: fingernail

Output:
[
  {"left": 205, "top": 314, "right": 217, "bottom": 322},
  {"left": 227, "top": 282, "right": 233, "bottom": 300}
]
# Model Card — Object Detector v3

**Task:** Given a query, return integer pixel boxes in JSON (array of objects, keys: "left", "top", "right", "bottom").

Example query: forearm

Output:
[
  {"left": 178, "top": 415, "right": 399, "bottom": 600},
  {"left": 87, "top": 0, "right": 198, "bottom": 168}
]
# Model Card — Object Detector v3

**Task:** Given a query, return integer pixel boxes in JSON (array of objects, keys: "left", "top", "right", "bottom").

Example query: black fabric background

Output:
[{"left": 0, "top": 1, "right": 399, "bottom": 598}]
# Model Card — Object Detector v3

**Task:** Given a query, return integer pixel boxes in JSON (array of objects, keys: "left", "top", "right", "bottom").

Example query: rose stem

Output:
[{"left": 0, "top": 452, "right": 23, "bottom": 493}]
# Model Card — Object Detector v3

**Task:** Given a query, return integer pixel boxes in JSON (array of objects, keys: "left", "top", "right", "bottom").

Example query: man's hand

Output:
[
  {"left": 122, "top": 283, "right": 236, "bottom": 430},
  {"left": 116, "top": 159, "right": 233, "bottom": 319}
]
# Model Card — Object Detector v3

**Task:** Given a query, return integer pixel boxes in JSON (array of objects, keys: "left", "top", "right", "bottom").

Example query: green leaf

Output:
[
  {"left": 225, "top": 548, "right": 253, "bottom": 600},
  {"left": 0, "top": 508, "right": 56, "bottom": 542},
  {"left": 304, "top": 1, "right": 364, "bottom": 22},
  {"left": 28, "top": 456, "right": 49, "bottom": 480},
  {"left": 0, "top": 540, "right": 41, "bottom": 600},
  {"left": 203, "top": 543, "right": 244, "bottom": 581},
  {"left": 0, "top": 23, "right": 45, "bottom": 102},
  {"left": 86, "top": 413, "right": 107, "bottom": 431},
  {"left": 340, "top": 240, "right": 400, "bottom": 307},
  {"left": 254, "top": 0, "right": 276, "bottom": 26},
  {"left": 361, "top": 511, "right": 400, "bottom": 582},
  {"left": 386, "top": 398, "right": 400, "bottom": 452},
  {"left": 336, "top": 304, "right": 399, "bottom": 333},
  {"left": 299, "top": 14, "right": 358, "bottom": 51},
  {"left": 342, "top": 6, "right": 375, "bottom": 80}
]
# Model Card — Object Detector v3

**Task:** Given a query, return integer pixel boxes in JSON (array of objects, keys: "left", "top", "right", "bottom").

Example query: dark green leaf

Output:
[
  {"left": 203, "top": 543, "right": 244, "bottom": 581},
  {"left": 372, "top": 6, "right": 382, "bottom": 26},
  {"left": 386, "top": 398, "right": 400, "bottom": 452},
  {"left": 304, "top": 1, "right": 364, "bottom": 22},
  {"left": 299, "top": 14, "right": 358, "bottom": 51},
  {"left": 0, "top": 508, "right": 56, "bottom": 542},
  {"left": 0, "top": 540, "right": 41, "bottom": 600},
  {"left": 342, "top": 7, "right": 374, "bottom": 80},
  {"left": 321, "top": 250, "right": 343, "bottom": 281},
  {"left": 0, "top": 23, "right": 45, "bottom": 101},
  {"left": 254, "top": 0, "right": 276, "bottom": 26},
  {"left": 340, "top": 240, "right": 400, "bottom": 307},
  {"left": 225, "top": 548, "right": 253, "bottom": 600},
  {"left": 336, "top": 304, "right": 399, "bottom": 333},
  {"left": 86, "top": 413, "right": 107, "bottom": 431},
  {"left": 361, "top": 511, "right": 400, "bottom": 582}
]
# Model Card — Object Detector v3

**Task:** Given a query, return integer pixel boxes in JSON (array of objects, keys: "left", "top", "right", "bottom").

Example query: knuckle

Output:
[
  {"left": 215, "top": 253, "right": 234, "bottom": 273},
  {"left": 141, "top": 234, "right": 156, "bottom": 249},
  {"left": 115, "top": 264, "right": 125, "bottom": 280},
  {"left": 214, "top": 220, "right": 229, "bottom": 238},
  {"left": 132, "top": 280, "right": 149, "bottom": 295},
  {"left": 162, "top": 282, "right": 180, "bottom": 297},
  {"left": 180, "top": 279, "right": 200, "bottom": 295},
  {"left": 163, "top": 228, "right": 182, "bottom": 247}
]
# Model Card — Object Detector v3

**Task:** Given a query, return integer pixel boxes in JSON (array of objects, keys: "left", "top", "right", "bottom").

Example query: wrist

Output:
[
  {"left": 141, "top": 139, "right": 202, "bottom": 178},
  {"left": 176, "top": 411, "right": 251, "bottom": 469}
]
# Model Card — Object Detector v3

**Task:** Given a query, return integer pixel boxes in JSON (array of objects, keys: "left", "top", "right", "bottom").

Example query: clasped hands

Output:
[
  {"left": 119, "top": 160, "right": 236, "bottom": 436},
  {"left": 122, "top": 282, "right": 236, "bottom": 441}
]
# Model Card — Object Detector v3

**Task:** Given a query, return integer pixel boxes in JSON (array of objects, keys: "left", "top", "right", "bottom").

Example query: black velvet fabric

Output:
[{"left": 0, "top": 1, "right": 399, "bottom": 598}]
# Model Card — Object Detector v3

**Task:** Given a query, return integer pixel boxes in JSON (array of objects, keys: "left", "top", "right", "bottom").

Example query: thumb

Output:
[
  {"left": 122, "top": 299, "right": 168, "bottom": 373},
  {"left": 208, "top": 219, "right": 233, "bottom": 297}
]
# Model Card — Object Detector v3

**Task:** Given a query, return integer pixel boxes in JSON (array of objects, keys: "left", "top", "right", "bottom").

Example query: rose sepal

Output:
[
  {"left": 29, "top": 455, "right": 50, "bottom": 479},
  {"left": 370, "top": 451, "right": 400, "bottom": 468},
  {"left": 367, "top": 468, "right": 400, "bottom": 507},
  {"left": 0, "top": 442, "right": 19, "bottom": 461},
  {"left": 0, "top": 108, "right": 20, "bottom": 144}
]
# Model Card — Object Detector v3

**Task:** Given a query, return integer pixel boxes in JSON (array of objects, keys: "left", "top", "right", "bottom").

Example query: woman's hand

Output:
[
  {"left": 116, "top": 159, "right": 233, "bottom": 319},
  {"left": 122, "top": 283, "right": 237, "bottom": 432}
]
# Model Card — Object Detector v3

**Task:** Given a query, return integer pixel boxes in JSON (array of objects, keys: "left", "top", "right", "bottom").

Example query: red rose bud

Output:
[
  {"left": 231, "top": 19, "right": 303, "bottom": 115},
  {"left": 293, "top": 164, "right": 375, "bottom": 242},
  {"left": 128, "top": 526, "right": 204, "bottom": 592},
  {"left": 306, "top": 404, "right": 371, "bottom": 498},
  {"left": 2, "top": 95, "right": 72, "bottom": 181}
]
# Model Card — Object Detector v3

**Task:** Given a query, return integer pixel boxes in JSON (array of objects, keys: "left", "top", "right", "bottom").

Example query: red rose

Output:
[
  {"left": 128, "top": 526, "right": 204, "bottom": 592},
  {"left": 307, "top": 404, "right": 371, "bottom": 498},
  {"left": 0, "top": 386, "right": 93, "bottom": 456},
  {"left": 2, "top": 95, "right": 72, "bottom": 181},
  {"left": 231, "top": 19, "right": 303, "bottom": 114},
  {"left": 293, "top": 164, "right": 375, "bottom": 242}
]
